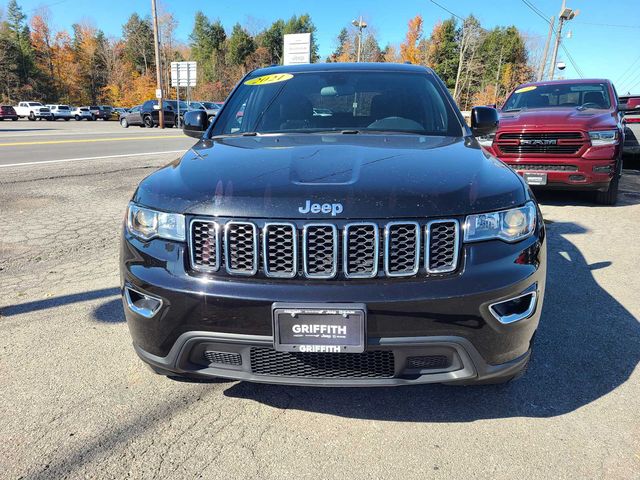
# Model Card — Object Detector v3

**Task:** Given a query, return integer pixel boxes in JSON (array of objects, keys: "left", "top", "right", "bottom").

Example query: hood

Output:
[
  {"left": 498, "top": 108, "right": 616, "bottom": 131},
  {"left": 133, "top": 134, "right": 526, "bottom": 219}
]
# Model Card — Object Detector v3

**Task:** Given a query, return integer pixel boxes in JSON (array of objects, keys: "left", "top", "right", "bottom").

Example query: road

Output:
[
  {"left": 0, "top": 119, "right": 195, "bottom": 167},
  {"left": 0, "top": 128, "right": 638, "bottom": 479}
]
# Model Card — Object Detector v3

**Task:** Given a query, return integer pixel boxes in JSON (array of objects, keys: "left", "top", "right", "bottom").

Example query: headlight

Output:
[
  {"left": 464, "top": 202, "right": 536, "bottom": 243},
  {"left": 589, "top": 130, "right": 618, "bottom": 146},
  {"left": 476, "top": 133, "right": 495, "bottom": 147},
  {"left": 126, "top": 202, "right": 185, "bottom": 241}
]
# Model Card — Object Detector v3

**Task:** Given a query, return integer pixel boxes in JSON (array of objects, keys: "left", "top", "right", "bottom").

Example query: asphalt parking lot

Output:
[{"left": 0, "top": 122, "right": 639, "bottom": 479}]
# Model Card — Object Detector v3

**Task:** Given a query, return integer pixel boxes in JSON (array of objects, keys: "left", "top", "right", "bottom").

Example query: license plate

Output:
[
  {"left": 272, "top": 303, "right": 366, "bottom": 353},
  {"left": 523, "top": 172, "right": 547, "bottom": 185}
]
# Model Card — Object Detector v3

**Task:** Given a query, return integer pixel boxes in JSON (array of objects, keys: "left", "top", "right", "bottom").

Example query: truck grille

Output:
[
  {"left": 189, "top": 218, "right": 460, "bottom": 279},
  {"left": 250, "top": 348, "right": 395, "bottom": 378},
  {"left": 495, "top": 131, "right": 585, "bottom": 156},
  {"left": 512, "top": 164, "right": 579, "bottom": 172}
]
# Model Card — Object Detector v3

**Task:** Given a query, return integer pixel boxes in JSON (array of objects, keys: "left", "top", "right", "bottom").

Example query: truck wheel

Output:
[
  {"left": 595, "top": 174, "right": 619, "bottom": 205},
  {"left": 75, "top": 115, "right": 81, "bottom": 121},
  {"left": 143, "top": 115, "right": 154, "bottom": 128},
  {"left": 64, "top": 118, "right": 70, "bottom": 121},
  {"left": 28, "top": 112, "right": 35, "bottom": 121}
]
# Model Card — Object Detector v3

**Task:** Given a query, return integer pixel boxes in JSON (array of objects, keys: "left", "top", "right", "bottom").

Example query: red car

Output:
[
  {"left": 0, "top": 105, "right": 18, "bottom": 121},
  {"left": 480, "top": 79, "right": 623, "bottom": 205}
]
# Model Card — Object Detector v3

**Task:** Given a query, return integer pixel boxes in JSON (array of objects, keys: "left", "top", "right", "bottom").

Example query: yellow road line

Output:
[{"left": 0, "top": 135, "right": 184, "bottom": 147}]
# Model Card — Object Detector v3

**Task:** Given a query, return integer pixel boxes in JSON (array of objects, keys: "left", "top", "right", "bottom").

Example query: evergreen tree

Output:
[{"left": 226, "top": 23, "right": 255, "bottom": 71}]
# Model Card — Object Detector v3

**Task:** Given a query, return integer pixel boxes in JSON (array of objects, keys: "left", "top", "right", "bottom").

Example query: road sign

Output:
[
  {"left": 170, "top": 61, "right": 197, "bottom": 87},
  {"left": 155, "top": 89, "right": 162, "bottom": 99},
  {"left": 283, "top": 33, "right": 311, "bottom": 66}
]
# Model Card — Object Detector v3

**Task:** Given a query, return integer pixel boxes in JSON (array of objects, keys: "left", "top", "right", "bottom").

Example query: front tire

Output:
[
  {"left": 595, "top": 162, "right": 621, "bottom": 205},
  {"left": 75, "top": 115, "right": 81, "bottom": 121},
  {"left": 120, "top": 118, "right": 129, "bottom": 128},
  {"left": 143, "top": 115, "right": 154, "bottom": 128},
  {"left": 28, "top": 112, "right": 35, "bottom": 121}
]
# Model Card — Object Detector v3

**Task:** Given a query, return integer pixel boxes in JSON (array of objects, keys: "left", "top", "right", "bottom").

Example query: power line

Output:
[
  {"left": 615, "top": 54, "right": 640, "bottom": 86},
  {"left": 620, "top": 69, "right": 640, "bottom": 94},
  {"left": 429, "top": 0, "right": 464, "bottom": 21},
  {"left": 521, "top": 0, "right": 552, "bottom": 25},
  {"left": 573, "top": 21, "right": 640, "bottom": 29},
  {"left": 560, "top": 44, "right": 583, "bottom": 77}
]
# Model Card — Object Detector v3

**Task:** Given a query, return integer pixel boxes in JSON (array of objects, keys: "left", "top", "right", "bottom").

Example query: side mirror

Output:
[
  {"left": 471, "top": 106, "right": 499, "bottom": 137},
  {"left": 183, "top": 110, "right": 208, "bottom": 139}
]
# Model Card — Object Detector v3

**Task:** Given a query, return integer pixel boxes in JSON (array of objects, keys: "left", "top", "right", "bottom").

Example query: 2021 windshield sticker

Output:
[
  {"left": 244, "top": 73, "right": 294, "bottom": 85},
  {"left": 514, "top": 85, "right": 537, "bottom": 94}
]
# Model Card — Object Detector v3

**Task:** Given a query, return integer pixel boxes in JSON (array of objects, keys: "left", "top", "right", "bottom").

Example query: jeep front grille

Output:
[{"left": 189, "top": 218, "right": 461, "bottom": 279}]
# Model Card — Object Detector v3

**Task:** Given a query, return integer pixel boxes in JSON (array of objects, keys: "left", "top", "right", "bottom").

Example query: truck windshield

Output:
[
  {"left": 503, "top": 82, "right": 612, "bottom": 111},
  {"left": 211, "top": 71, "right": 461, "bottom": 137}
]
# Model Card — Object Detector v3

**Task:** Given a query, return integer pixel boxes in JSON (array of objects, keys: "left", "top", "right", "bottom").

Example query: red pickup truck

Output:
[{"left": 480, "top": 79, "right": 624, "bottom": 205}]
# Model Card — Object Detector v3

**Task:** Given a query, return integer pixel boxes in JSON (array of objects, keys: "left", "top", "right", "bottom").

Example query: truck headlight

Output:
[
  {"left": 126, "top": 202, "right": 185, "bottom": 241},
  {"left": 589, "top": 130, "right": 618, "bottom": 146},
  {"left": 464, "top": 202, "right": 536, "bottom": 243},
  {"left": 476, "top": 133, "right": 495, "bottom": 147}
]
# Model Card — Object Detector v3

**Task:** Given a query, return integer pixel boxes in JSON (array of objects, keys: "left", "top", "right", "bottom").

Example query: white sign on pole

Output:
[
  {"left": 155, "top": 89, "right": 162, "bottom": 99},
  {"left": 283, "top": 33, "right": 311, "bottom": 65},
  {"left": 170, "top": 61, "right": 197, "bottom": 87}
]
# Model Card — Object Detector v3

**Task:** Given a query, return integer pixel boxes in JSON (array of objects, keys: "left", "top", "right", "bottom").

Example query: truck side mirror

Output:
[
  {"left": 183, "top": 110, "right": 208, "bottom": 139},
  {"left": 471, "top": 106, "right": 499, "bottom": 137}
]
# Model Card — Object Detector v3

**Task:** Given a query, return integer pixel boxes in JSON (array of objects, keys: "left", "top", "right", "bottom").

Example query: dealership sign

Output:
[
  {"left": 170, "top": 61, "right": 197, "bottom": 87},
  {"left": 283, "top": 33, "right": 311, "bottom": 65}
]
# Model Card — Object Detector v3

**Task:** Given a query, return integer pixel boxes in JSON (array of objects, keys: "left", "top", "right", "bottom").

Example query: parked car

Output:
[
  {"left": 0, "top": 105, "right": 18, "bottom": 121},
  {"left": 88, "top": 105, "right": 111, "bottom": 120},
  {"left": 121, "top": 63, "right": 546, "bottom": 386},
  {"left": 619, "top": 95, "right": 640, "bottom": 157},
  {"left": 119, "top": 105, "right": 144, "bottom": 128},
  {"left": 113, "top": 107, "right": 129, "bottom": 119},
  {"left": 14, "top": 101, "right": 53, "bottom": 121},
  {"left": 479, "top": 79, "right": 623, "bottom": 205},
  {"left": 139, "top": 99, "right": 189, "bottom": 127},
  {"left": 46, "top": 104, "right": 73, "bottom": 121},
  {"left": 100, "top": 105, "right": 114, "bottom": 119},
  {"left": 70, "top": 106, "right": 93, "bottom": 121},
  {"left": 188, "top": 101, "right": 221, "bottom": 122}
]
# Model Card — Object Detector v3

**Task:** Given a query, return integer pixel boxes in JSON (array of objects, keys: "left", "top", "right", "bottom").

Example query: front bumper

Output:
[{"left": 120, "top": 216, "right": 546, "bottom": 386}]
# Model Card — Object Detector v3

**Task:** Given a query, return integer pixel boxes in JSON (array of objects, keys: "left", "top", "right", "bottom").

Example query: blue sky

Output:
[{"left": 5, "top": 0, "right": 640, "bottom": 93}]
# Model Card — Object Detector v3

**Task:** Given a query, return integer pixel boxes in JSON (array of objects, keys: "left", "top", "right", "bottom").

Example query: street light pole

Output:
[
  {"left": 537, "top": 16, "right": 555, "bottom": 81},
  {"left": 549, "top": 0, "right": 577, "bottom": 80},
  {"left": 151, "top": 0, "right": 164, "bottom": 129},
  {"left": 351, "top": 17, "right": 367, "bottom": 62}
]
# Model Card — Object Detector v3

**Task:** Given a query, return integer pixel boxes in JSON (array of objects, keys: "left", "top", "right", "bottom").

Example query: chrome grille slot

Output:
[
  {"left": 190, "top": 220, "right": 220, "bottom": 272},
  {"left": 263, "top": 223, "right": 297, "bottom": 278},
  {"left": 303, "top": 224, "right": 338, "bottom": 278},
  {"left": 224, "top": 222, "right": 258, "bottom": 275},
  {"left": 384, "top": 222, "right": 420, "bottom": 277},
  {"left": 343, "top": 223, "right": 379, "bottom": 278},
  {"left": 426, "top": 220, "right": 459, "bottom": 274}
]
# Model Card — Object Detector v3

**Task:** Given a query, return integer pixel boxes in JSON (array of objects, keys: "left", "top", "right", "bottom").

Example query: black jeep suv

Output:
[{"left": 121, "top": 63, "right": 546, "bottom": 386}]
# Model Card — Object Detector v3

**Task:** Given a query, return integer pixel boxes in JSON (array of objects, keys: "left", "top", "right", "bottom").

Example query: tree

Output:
[
  {"left": 6, "top": 0, "right": 35, "bottom": 87},
  {"left": 30, "top": 10, "right": 56, "bottom": 100},
  {"left": 400, "top": 15, "right": 423, "bottom": 64},
  {"left": 327, "top": 27, "right": 349, "bottom": 62},
  {"left": 226, "top": 23, "right": 255, "bottom": 72},
  {"left": 426, "top": 18, "right": 458, "bottom": 89},
  {"left": 122, "top": 13, "right": 154, "bottom": 75},
  {"left": 257, "top": 19, "right": 284, "bottom": 65}
]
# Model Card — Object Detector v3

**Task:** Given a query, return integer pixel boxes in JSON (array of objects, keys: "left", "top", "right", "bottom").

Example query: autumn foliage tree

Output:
[{"left": 400, "top": 15, "right": 423, "bottom": 64}]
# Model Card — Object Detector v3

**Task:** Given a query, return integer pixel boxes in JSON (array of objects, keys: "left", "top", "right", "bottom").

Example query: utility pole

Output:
[
  {"left": 352, "top": 17, "right": 367, "bottom": 62},
  {"left": 151, "top": 0, "right": 164, "bottom": 129},
  {"left": 549, "top": 0, "right": 577, "bottom": 80},
  {"left": 537, "top": 16, "right": 555, "bottom": 81}
]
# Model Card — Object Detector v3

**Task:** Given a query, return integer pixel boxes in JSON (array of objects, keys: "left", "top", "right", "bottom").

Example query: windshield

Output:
[
  {"left": 503, "top": 82, "right": 612, "bottom": 111},
  {"left": 165, "top": 100, "right": 189, "bottom": 110},
  {"left": 212, "top": 71, "right": 461, "bottom": 137},
  {"left": 201, "top": 102, "right": 220, "bottom": 109}
]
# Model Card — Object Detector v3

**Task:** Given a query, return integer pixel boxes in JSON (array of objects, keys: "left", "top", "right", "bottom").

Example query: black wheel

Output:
[
  {"left": 28, "top": 112, "right": 35, "bottom": 121},
  {"left": 0, "top": 118, "right": 3, "bottom": 121},
  {"left": 64, "top": 117, "right": 70, "bottom": 121},
  {"left": 120, "top": 117, "right": 129, "bottom": 128},
  {"left": 143, "top": 115, "right": 154, "bottom": 128},
  {"left": 75, "top": 115, "right": 81, "bottom": 121},
  {"left": 595, "top": 162, "right": 621, "bottom": 205},
  {"left": 12, "top": 117, "right": 18, "bottom": 121}
]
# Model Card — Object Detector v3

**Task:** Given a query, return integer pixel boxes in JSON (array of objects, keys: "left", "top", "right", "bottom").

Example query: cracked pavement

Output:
[{"left": 0, "top": 153, "right": 639, "bottom": 479}]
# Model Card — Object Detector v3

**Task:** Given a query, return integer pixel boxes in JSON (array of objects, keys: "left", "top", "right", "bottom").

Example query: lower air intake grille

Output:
[
  {"left": 250, "top": 348, "right": 395, "bottom": 378},
  {"left": 204, "top": 351, "right": 242, "bottom": 366},
  {"left": 514, "top": 164, "right": 579, "bottom": 172},
  {"left": 407, "top": 355, "right": 450, "bottom": 370}
]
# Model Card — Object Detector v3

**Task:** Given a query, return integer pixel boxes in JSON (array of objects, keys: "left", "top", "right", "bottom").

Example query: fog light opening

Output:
[
  {"left": 568, "top": 174, "right": 586, "bottom": 182},
  {"left": 124, "top": 287, "right": 163, "bottom": 318},
  {"left": 489, "top": 291, "right": 537, "bottom": 324}
]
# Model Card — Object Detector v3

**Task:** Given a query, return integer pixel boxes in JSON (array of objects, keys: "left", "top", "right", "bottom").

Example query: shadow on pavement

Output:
[
  {"left": 224, "top": 220, "right": 640, "bottom": 420},
  {"left": 0, "top": 287, "right": 119, "bottom": 317},
  {"left": 92, "top": 298, "right": 126, "bottom": 323}
]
